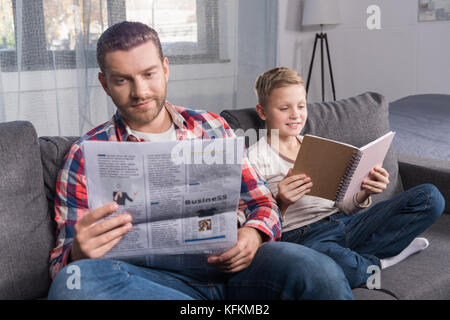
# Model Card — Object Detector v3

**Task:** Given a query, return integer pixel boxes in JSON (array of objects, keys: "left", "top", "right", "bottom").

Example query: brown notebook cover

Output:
[
  {"left": 292, "top": 132, "right": 395, "bottom": 202},
  {"left": 292, "top": 135, "right": 358, "bottom": 201}
]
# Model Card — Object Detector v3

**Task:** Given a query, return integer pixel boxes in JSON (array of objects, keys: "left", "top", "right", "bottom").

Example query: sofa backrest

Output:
[
  {"left": 220, "top": 91, "right": 404, "bottom": 205},
  {"left": 0, "top": 121, "right": 55, "bottom": 299}
]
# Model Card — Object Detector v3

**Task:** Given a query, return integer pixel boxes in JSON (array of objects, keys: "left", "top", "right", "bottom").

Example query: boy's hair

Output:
[
  {"left": 254, "top": 67, "right": 305, "bottom": 107},
  {"left": 97, "top": 21, "right": 164, "bottom": 74}
]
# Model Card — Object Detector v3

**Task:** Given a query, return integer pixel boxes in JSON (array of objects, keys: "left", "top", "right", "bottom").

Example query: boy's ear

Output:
[{"left": 256, "top": 104, "right": 266, "bottom": 121}]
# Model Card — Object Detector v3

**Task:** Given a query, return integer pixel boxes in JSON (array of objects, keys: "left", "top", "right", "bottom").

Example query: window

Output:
[
  {"left": 0, "top": 0, "right": 220, "bottom": 71},
  {"left": 43, "top": 0, "right": 108, "bottom": 51},
  {"left": 0, "top": 0, "right": 15, "bottom": 50},
  {"left": 124, "top": 0, "right": 221, "bottom": 64},
  {"left": 127, "top": 0, "right": 198, "bottom": 45}
]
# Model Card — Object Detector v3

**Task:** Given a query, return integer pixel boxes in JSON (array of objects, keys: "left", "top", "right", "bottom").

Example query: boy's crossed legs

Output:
[{"left": 282, "top": 184, "right": 445, "bottom": 288}]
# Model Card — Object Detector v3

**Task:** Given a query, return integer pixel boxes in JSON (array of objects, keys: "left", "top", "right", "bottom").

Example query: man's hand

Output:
[
  {"left": 70, "top": 202, "right": 133, "bottom": 261},
  {"left": 356, "top": 166, "right": 390, "bottom": 204},
  {"left": 207, "top": 227, "right": 263, "bottom": 273},
  {"left": 276, "top": 168, "right": 312, "bottom": 217}
]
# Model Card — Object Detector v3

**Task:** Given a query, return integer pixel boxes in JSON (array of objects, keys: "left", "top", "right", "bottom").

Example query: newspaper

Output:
[{"left": 81, "top": 137, "right": 244, "bottom": 260}]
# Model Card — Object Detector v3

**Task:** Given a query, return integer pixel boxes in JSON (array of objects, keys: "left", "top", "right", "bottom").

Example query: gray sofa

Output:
[{"left": 0, "top": 91, "right": 449, "bottom": 300}]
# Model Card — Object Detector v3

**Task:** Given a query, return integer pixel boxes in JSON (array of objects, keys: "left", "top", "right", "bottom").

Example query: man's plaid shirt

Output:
[{"left": 50, "top": 102, "right": 282, "bottom": 279}]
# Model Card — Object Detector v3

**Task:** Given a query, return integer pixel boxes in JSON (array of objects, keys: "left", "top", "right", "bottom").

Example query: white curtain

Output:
[{"left": 0, "top": 0, "right": 278, "bottom": 137}]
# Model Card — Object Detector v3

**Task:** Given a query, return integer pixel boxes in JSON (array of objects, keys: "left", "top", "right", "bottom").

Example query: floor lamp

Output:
[{"left": 302, "top": 0, "right": 341, "bottom": 101}]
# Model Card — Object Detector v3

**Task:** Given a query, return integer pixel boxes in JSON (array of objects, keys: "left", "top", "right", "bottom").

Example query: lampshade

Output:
[{"left": 302, "top": 0, "right": 341, "bottom": 26}]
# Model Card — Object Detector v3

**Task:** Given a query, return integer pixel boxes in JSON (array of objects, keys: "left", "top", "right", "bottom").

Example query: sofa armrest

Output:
[{"left": 397, "top": 153, "right": 450, "bottom": 214}]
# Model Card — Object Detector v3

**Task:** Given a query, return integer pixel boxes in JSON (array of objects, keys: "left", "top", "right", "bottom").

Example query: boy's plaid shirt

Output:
[{"left": 50, "top": 102, "right": 282, "bottom": 279}]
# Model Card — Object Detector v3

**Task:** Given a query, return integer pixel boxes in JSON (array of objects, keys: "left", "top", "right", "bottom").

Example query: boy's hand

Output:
[
  {"left": 276, "top": 169, "right": 312, "bottom": 217},
  {"left": 207, "top": 227, "right": 262, "bottom": 273},
  {"left": 70, "top": 202, "right": 133, "bottom": 261},
  {"left": 357, "top": 166, "right": 390, "bottom": 204}
]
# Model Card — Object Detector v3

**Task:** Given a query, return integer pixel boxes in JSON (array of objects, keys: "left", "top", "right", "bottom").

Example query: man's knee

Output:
[
  {"left": 296, "top": 248, "right": 353, "bottom": 298},
  {"left": 264, "top": 242, "right": 353, "bottom": 299},
  {"left": 48, "top": 259, "right": 116, "bottom": 300}
]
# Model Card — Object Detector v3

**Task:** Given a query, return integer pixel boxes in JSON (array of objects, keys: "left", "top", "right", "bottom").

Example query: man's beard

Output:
[{"left": 117, "top": 92, "right": 167, "bottom": 128}]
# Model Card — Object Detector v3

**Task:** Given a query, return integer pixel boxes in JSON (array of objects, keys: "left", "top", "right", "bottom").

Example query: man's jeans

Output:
[
  {"left": 48, "top": 241, "right": 353, "bottom": 300},
  {"left": 282, "top": 184, "right": 445, "bottom": 288}
]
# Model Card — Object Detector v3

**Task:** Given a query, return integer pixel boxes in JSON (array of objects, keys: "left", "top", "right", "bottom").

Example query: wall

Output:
[
  {"left": 279, "top": 0, "right": 450, "bottom": 103},
  {"left": 235, "top": 0, "right": 279, "bottom": 109}
]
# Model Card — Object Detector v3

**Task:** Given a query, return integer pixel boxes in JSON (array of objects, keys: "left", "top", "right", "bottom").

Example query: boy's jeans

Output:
[
  {"left": 282, "top": 184, "right": 445, "bottom": 288},
  {"left": 48, "top": 241, "right": 353, "bottom": 300}
]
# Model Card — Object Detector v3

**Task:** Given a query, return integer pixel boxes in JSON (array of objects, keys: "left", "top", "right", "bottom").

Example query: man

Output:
[{"left": 48, "top": 21, "right": 353, "bottom": 300}]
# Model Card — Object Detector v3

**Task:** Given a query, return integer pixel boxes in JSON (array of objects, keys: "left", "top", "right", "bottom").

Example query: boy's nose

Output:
[{"left": 290, "top": 109, "right": 300, "bottom": 118}]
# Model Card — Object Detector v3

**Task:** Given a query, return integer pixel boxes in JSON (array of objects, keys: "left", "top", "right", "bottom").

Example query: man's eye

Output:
[{"left": 116, "top": 79, "right": 126, "bottom": 84}]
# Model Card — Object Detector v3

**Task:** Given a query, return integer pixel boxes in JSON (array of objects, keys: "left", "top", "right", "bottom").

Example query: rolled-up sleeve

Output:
[{"left": 238, "top": 153, "right": 282, "bottom": 241}]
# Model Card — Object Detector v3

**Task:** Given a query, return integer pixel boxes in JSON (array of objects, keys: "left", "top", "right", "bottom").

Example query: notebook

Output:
[{"left": 292, "top": 131, "right": 395, "bottom": 202}]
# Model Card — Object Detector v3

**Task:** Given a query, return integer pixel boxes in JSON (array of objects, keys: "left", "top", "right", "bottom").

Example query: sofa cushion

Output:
[
  {"left": 220, "top": 92, "right": 404, "bottom": 205},
  {"left": 352, "top": 287, "right": 396, "bottom": 300},
  {"left": 39, "top": 136, "right": 79, "bottom": 228},
  {"left": 0, "top": 121, "right": 55, "bottom": 299}
]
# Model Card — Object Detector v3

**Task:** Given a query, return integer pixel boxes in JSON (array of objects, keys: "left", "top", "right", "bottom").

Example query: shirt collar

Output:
[{"left": 113, "top": 101, "right": 188, "bottom": 141}]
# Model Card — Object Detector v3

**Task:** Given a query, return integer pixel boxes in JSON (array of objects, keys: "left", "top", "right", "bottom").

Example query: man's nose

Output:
[{"left": 131, "top": 79, "right": 149, "bottom": 99}]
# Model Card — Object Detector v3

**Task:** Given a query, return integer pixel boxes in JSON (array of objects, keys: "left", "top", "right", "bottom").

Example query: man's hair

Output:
[
  {"left": 254, "top": 67, "right": 305, "bottom": 108},
  {"left": 97, "top": 21, "right": 164, "bottom": 73}
]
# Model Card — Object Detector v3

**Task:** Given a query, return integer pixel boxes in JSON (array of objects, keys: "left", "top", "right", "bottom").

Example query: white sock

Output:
[{"left": 380, "top": 237, "right": 429, "bottom": 269}]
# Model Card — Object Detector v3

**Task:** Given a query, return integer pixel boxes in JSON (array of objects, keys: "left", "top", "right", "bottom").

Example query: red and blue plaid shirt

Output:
[{"left": 50, "top": 102, "right": 281, "bottom": 279}]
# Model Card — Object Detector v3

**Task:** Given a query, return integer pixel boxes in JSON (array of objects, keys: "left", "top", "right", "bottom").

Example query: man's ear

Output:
[
  {"left": 98, "top": 72, "right": 111, "bottom": 96},
  {"left": 163, "top": 57, "right": 169, "bottom": 82},
  {"left": 256, "top": 104, "right": 266, "bottom": 121}
]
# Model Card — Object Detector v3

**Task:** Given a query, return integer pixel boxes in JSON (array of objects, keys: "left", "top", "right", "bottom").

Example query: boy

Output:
[{"left": 248, "top": 66, "right": 445, "bottom": 288}]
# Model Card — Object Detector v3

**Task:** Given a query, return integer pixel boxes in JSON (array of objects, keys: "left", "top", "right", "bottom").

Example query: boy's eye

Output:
[{"left": 145, "top": 72, "right": 154, "bottom": 77}]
